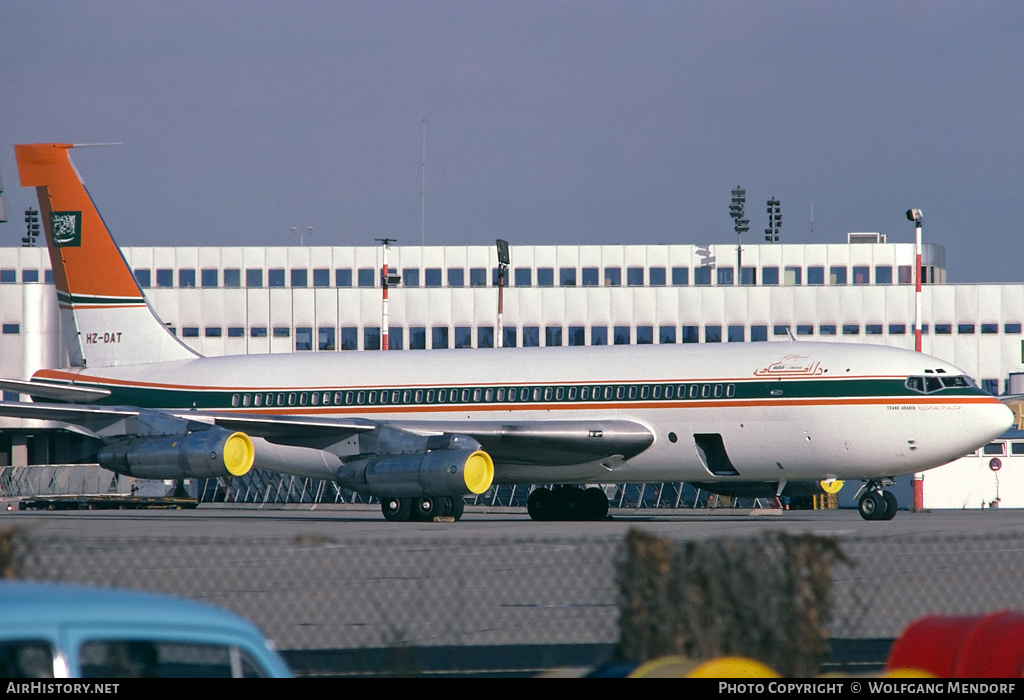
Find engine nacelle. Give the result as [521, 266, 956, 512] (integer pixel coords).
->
[339, 448, 495, 498]
[97, 430, 255, 480]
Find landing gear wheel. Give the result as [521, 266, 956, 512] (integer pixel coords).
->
[382, 497, 412, 522]
[584, 487, 609, 520]
[413, 496, 441, 522]
[858, 491, 887, 521]
[441, 496, 465, 521]
[881, 491, 899, 520]
[527, 488, 553, 521]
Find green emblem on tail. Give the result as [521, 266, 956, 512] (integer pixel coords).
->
[50, 211, 82, 247]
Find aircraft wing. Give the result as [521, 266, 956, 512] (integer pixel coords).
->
[0, 378, 111, 403]
[0, 400, 652, 468]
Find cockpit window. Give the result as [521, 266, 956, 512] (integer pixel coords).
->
[906, 374, 973, 394]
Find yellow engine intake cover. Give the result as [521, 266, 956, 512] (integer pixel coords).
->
[463, 450, 495, 495]
[223, 432, 255, 476]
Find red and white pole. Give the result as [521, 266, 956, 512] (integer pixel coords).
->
[914, 218, 922, 353]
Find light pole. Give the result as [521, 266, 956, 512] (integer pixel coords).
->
[729, 188, 749, 281]
[496, 239, 510, 346]
[907, 209, 923, 353]
[375, 238, 400, 350]
[766, 198, 781, 243]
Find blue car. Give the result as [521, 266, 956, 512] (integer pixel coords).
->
[0, 582, 291, 678]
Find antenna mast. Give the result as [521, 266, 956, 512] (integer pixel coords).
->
[420, 119, 426, 246]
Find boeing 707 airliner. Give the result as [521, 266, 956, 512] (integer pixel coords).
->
[0, 143, 1011, 522]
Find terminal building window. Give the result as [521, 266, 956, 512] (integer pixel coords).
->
[2, 323, 20, 334]
[982, 379, 1000, 396]
[694, 267, 712, 286]
[866, 324, 883, 335]
[402, 268, 420, 287]
[522, 326, 540, 347]
[0, 269, 15, 284]
[650, 267, 667, 286]
[135, 269, 151, 288]
[843, 324, 860, 335]
[934, 324, 952, 335]
[614, 326, 631, 345]
[591, 326, 608, 345]
[830, 266, 847, 285]
[537, 268, 554, 287]
[409, 326, 426, 349]
[761, 267, 779, 286]
[852, 266, 869, 285]
[728, 326, 745, 342]
[182, 327, 199, 338]
[659, 326, 677, 343]
[784, 266, 801, 285]
[291, 269, 308, 287]
[627, 267, 644, 286]
[672, 267, 689, 286]
[682, 326, 699, 343]
[604, 267, 621, 286]
[502, 327, 517, 348]
[313, 268, 330, 287]
[478, 326, 495, 348]
[568, 326, 586, 346]
[958, 323, 976, 334]
[296, 327, 313, 351]
[358, 268, 375, 288]
[514, 268, 532, 287]
[228, 327, 244, 338]
[898, 266, 912, 284]
[875, 266, 893, 285]
[581, 267, 599, 286]
[807, 266, 824, 285]
[205, 327, 222, 338]
[22, 269, 38, 283]
[705, 325, 722, 343]
[336, 269, 352, 287]
[224, 269, 241, 287]
[740, 267, 756, 285]
[751, 325, 768, 342]
[157, 269, 174, 287]
[1005, 323, 1022, 334]
[250, 327, 267, 338]
[268, 269, 285, 287]
[470, 268, 487, 287]
[889, 324, 907, 334]
[318, 327, 335, 350]
[425, 268, 442, 287]
[981, 323, 999, 334]
[273, 327, 290, 338]
[448, 268, 465, 287]
[341, 327, 358, 350]
[819, 324, 837, 336]
[201, 269, 218, 288]
[774, 325, 790, 337]
[636, 326, 654, 344]
[796, 325, 813, 336]
[717, 268, 734, 286]
[389, 327, 404, 350]
[178, 269, 196, 288]
[560, 268, 577, 286]
[432, 326, 449, 349]
[364, 327, 380, 350]
[545, 326, 562, 346]
[246, 269, 263, 287]
[455, 326, 473, 348]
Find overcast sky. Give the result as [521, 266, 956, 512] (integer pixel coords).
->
[1, 1, 1021, 282]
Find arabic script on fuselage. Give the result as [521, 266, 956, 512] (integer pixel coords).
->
[754, 355, 824, 378]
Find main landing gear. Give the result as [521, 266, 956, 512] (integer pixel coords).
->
[381, 496, 465, 522]
[527, 486, 610, 522]
[857, 479, 898, 521]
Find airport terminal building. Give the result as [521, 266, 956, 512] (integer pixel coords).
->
[2, 236, 1022, 508]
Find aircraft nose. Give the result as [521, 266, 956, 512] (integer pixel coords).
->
[978, 401, 1015, 443]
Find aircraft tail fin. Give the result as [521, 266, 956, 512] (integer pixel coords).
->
[14, 143, 198, 368]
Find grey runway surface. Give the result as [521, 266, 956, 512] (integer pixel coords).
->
[3, 504, 1024, 650]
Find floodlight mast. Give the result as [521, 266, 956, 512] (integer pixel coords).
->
[730, 188, 748, 277]
[496, 239, 510, 346]
[376, 238, 399, 351]
[907, 209, 923, 353]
